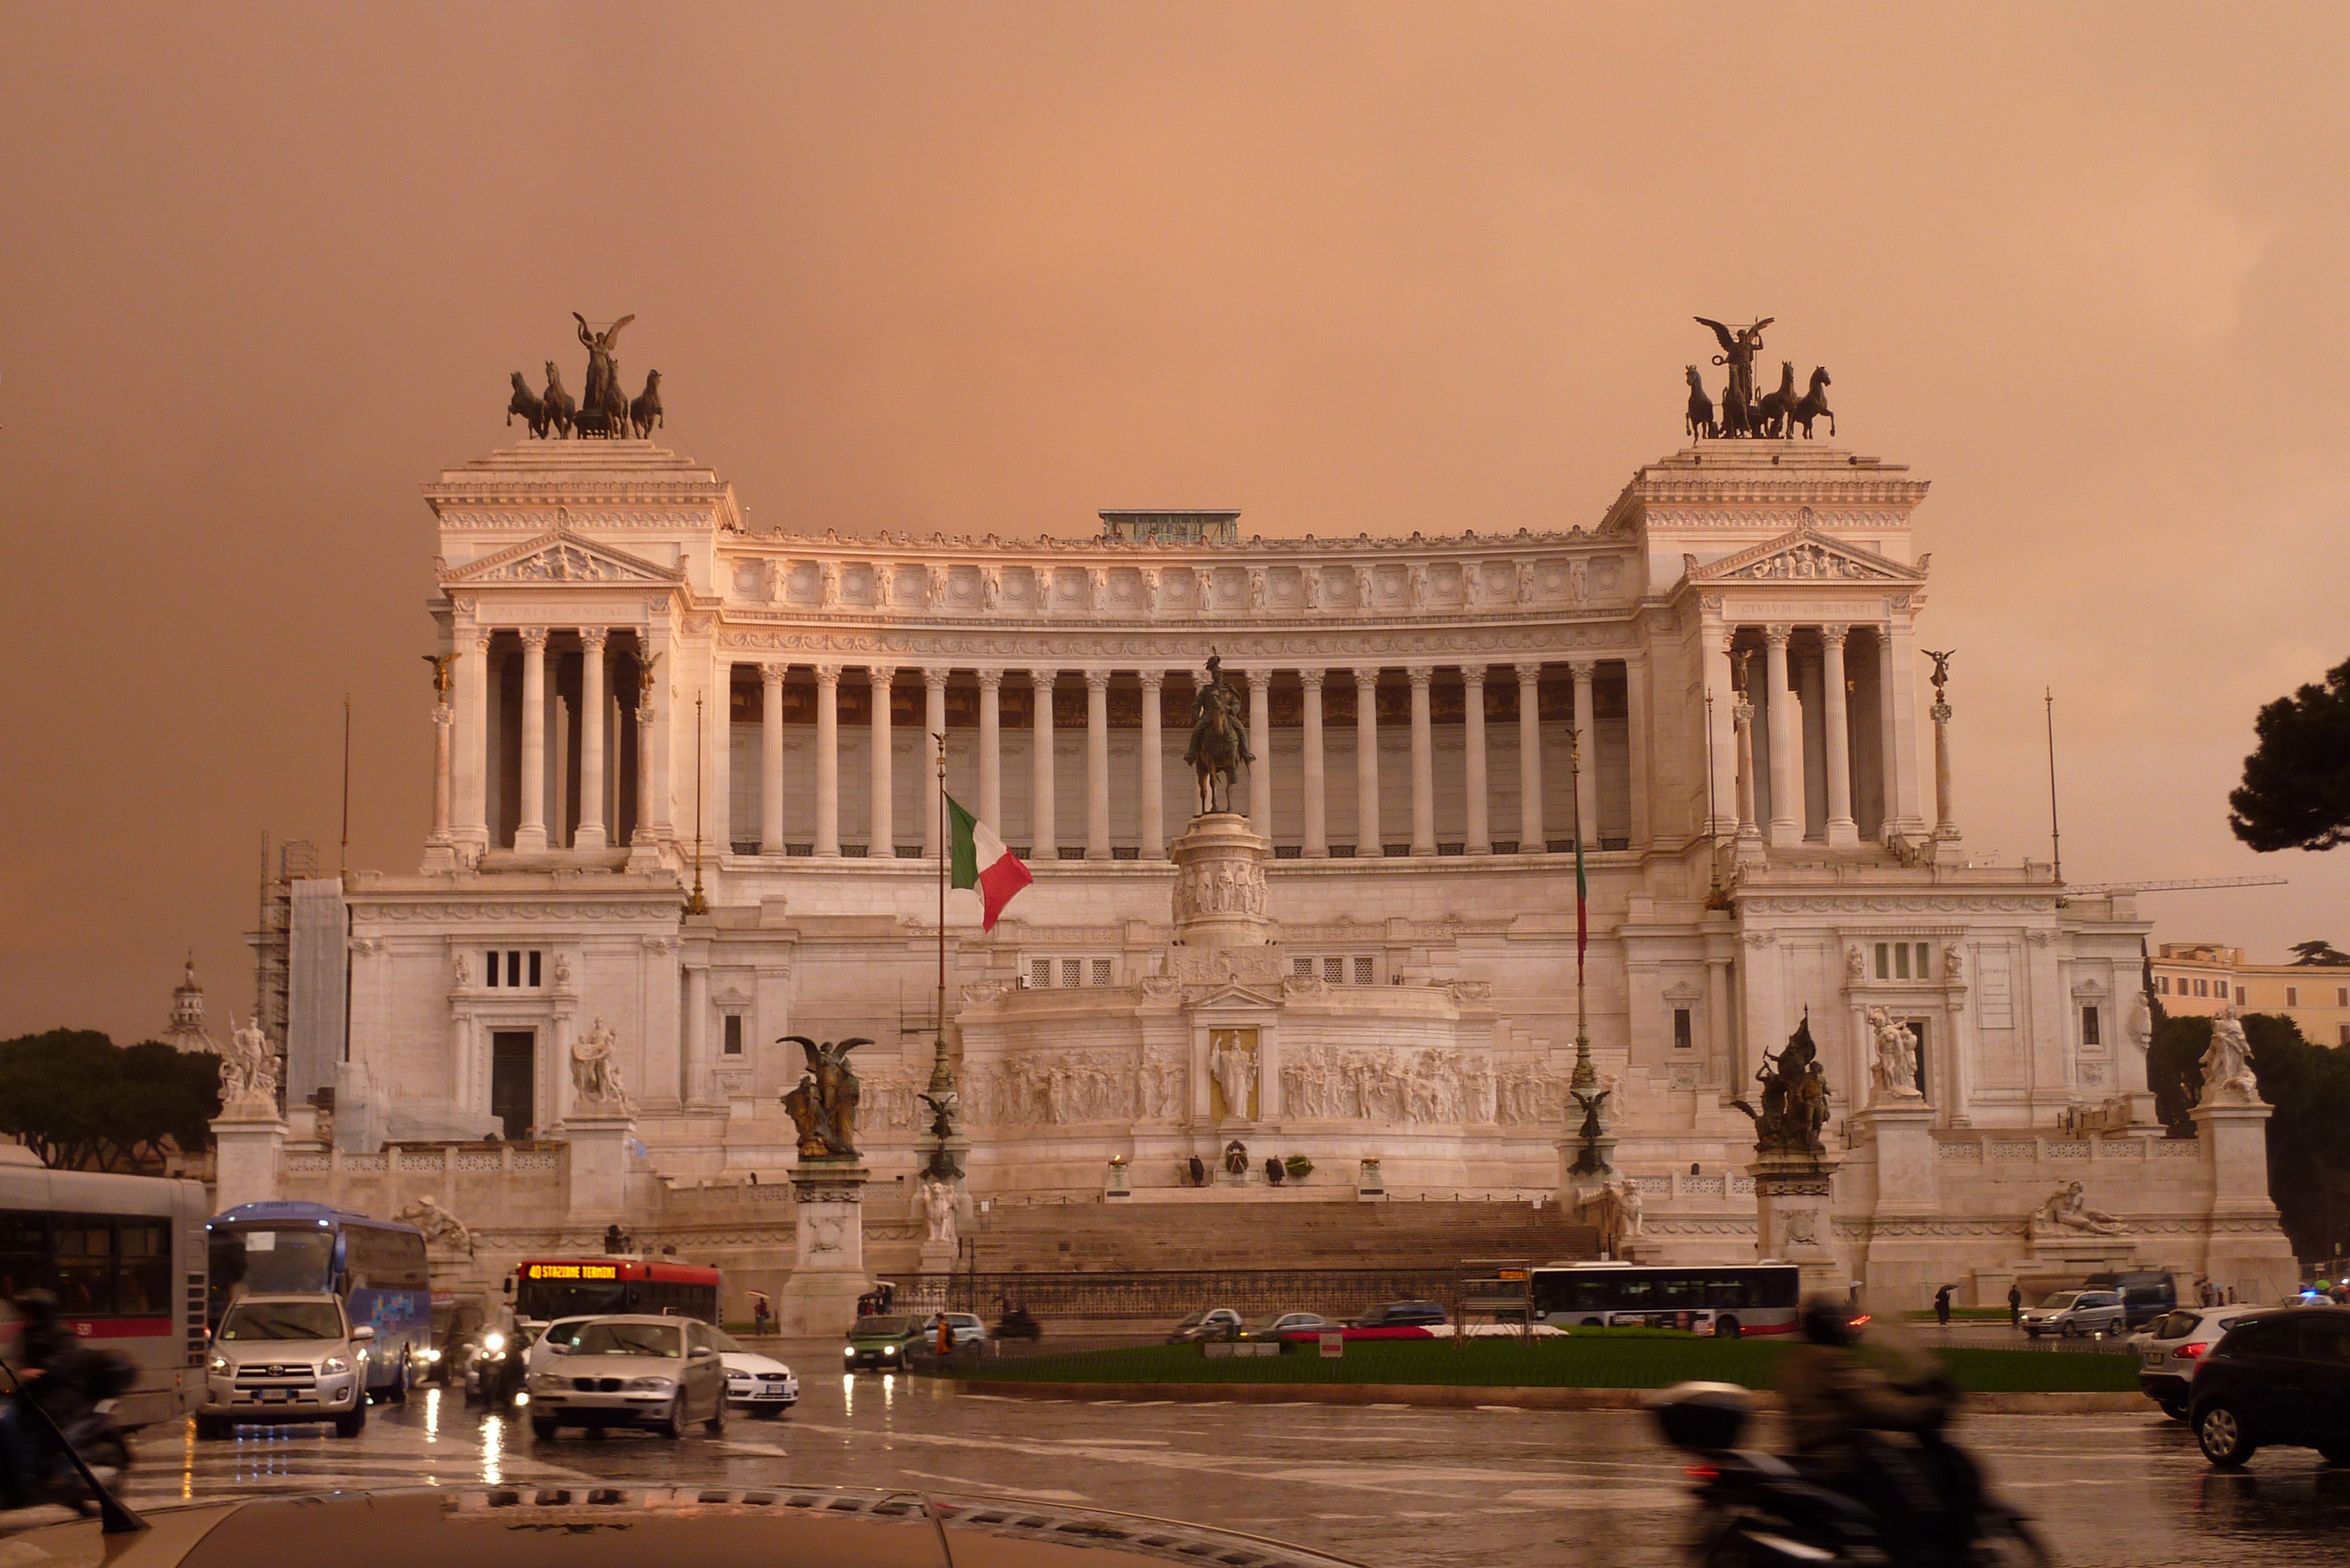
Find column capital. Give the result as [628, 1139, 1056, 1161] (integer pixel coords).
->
[924, 666, 950, 691]
[813, 662, 841, 686]
[1245, 667, 1270, 693]
[868, 665, 894, 690]
[1763, 623, 1793, 646]
[1406, 665, 1435, 688]
[1513, 660, 1543, 682]
[1137, 669, 1165, 691]
[1085, 669, 1112, 693]
[1820, 622, 1850, 646]
[1459, 664, 1487, 687]
[579, 626, 608, 652]
[760, 662, 787, 687]
[636, 700, 656, 726]
[1354, 667, 1381, 690]
[1567, 657, 1596, 680]
[519, 626, 549, 650]
[432, 703, 454, 728]
[1298, 668, 1325, 691]
[976, 666, 1003, 689]
[1029, 668, 1057, 689]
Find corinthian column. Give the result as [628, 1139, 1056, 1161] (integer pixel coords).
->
[1820, 625, 1858, 848]
[759, 664, 786, 854]
[869, 665, 895, 856]
[813, 664, 841, 857]
[1462, 665, 1489, 854]
[515, 628, 549, 852]
[1354, 669, 1383, 857]
[1139, 671, 1166, 857]
[633, 681, 655, 848]
[576, 629, 609, 850]
[1569, 659, 1598, 850]
[454, 626, 488, 858]
[923, 669, 949, 860]
[1516, 662, 1545, 853]
[1300, 669, 1327, 857]
[1031, 669, 1057, 855]
[976, 669, 1003, 832]
[429, 696, 454, 856]
[1764, 626, 1800, 848]
[1085, 670, 1112, 859]
[1407, 666, 1436, 855]
[1247, 669, 1273, 837]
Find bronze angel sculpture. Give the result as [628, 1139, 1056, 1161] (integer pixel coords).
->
[779, 1034, 869, 1159]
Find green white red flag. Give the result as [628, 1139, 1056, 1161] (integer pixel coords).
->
[947, 794, 1032, 931]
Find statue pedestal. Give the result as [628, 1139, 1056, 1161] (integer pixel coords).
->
[1751, 1152, 1846, 1298]
[2190, 1098, 2300, 1303]
[1558, 1133, 1619, 1209]
[212, 1105, 288, 1213]
[917, 1238, 959, 1275]
[1167, 813, 1274, 949]
[560, 1110, 637, 1226]
[780, 1159, 870, 1336]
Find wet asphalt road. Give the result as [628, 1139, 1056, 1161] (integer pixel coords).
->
[9, 1347, 2350, 1565]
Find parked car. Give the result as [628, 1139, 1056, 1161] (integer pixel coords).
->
[920, 1312, 988, 1350]
[2089, 1269, 2179, 1328]
[1354, 1300, 1448, 1329]
[1168, 1307, 1243, 1343]
[2189, 1307, 2350, 1468]
[2134, 1306, 2264, 1419]
[525, 1314, 727, 1439]
[198, 1294, 373, 1439]
[2018, 1289, 2126, 1338]
[844, 1314, 931, 1370]
[994, 1307, 1043, 1342]
[710, 1327, 798, 1416]
[1235, 1311, 1333, 1343]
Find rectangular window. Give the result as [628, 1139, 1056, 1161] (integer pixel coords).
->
[507, 951, 522, 988]
[1294, 957, 1316, 979]
[485, 951, 500, 988]
[2236, 987, 2246, 1006]
[2082, 1006, 2100, 1046]
[1060, 958, 1082, 989]
[2338, 987, 2347, 1008]
[1672, 1008, 1693, 1050]
[1875, 943, 1890, 980]
[1894, 944, 1911, 980]
[722, 1015, 743, 1057]
[1914, 943, 1931, 980]
[2193, 978, 2208, 998]
[1324, 957, 1344, 984]
[1353, 957, 1375, 987]
[1091, 958, 1114, 987]
[2340, 1024, 2350, 1047]
[1029, 959, 1052, 989]
[2286, 986, 2299, 1007]
[528, 950, 542, 988]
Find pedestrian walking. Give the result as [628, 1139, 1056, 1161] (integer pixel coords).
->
[1934, 1285, 1954, 1327]
[752, 1294, 772, 1336]
[2006, 1283, 2022, 1328]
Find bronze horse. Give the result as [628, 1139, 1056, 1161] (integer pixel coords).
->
[1683, 366, 1716, 440]
[1753, 361, 1798, 439]
[1184, 655, 1250, 815]
[1791, 366, 1834, 438]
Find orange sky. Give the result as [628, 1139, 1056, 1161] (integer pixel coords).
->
[4, 3, 2347, 1044]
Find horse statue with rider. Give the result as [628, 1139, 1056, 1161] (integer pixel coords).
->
[1183, 652, 1253, 816]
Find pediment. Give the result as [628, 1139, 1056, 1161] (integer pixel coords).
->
[441, 527, 684, 588]
[1186, 984, 1284, 1011]
[1684, 528, 1923, 588]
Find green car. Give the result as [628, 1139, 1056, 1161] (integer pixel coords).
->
[844, 1314, 929, 1370]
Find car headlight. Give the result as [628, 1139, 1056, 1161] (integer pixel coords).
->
[420, 1348, 440, 1363]
[321, 1356, 351, 1375]
[626, 1376, 674, 1392]
[843, 1346, 856, 1359]
[208, 1354, 229, 1374]
[530, 1372, 568, 1391]
[482, 1333, 505, 1354]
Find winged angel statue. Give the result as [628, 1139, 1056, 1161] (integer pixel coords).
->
[781, 1035, 870, 1160]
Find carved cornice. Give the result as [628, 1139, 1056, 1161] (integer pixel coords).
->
[707, 626, 1634, 662]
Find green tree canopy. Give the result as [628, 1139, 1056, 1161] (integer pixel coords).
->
[2289, 939, 2350, 967]
[0, 1029, 222, 1173]
[2230, 657, 2350, 852]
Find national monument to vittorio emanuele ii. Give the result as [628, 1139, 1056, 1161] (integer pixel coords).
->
[216, 325, 2297, 1319]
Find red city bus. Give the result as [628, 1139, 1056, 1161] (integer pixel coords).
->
[512, 1258, 720, 1325]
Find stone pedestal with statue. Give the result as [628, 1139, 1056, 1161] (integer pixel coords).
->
[1742, 1015, 1847, 1296]
[781, 1159, 873, 1335]
[2188, 1011, 2300, 1303]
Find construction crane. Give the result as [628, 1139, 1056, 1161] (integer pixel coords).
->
[2063, 875, 2288, 897]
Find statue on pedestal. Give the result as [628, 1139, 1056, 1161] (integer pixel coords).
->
[2033, 1180, 2128, 1239]
[1865, 1007, 1923, 1104]
[1184, 652, 1253, 816]
[221, 1015, 279, 1113]
[2198, 1011, 2260, 1105]
[918, 1178, 958, 1247]
[781, 1035, 870, 1159]
[570, 1019, 631, 1111]
[1734, 1015, 1831, 1158]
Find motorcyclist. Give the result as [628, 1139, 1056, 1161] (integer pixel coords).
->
[1775, 1296, 1971, 1558]
[1, 1291, 76, 1508]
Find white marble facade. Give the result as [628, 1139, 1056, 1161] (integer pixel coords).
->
[324, 435, 2297, 1306]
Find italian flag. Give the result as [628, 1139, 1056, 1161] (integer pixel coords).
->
[947, 794, 1032, 931]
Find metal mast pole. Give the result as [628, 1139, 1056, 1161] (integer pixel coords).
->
[684, 694, 709, 915]
[2044, 689, 2063, 885]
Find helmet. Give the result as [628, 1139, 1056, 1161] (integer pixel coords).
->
[1800, 1296, 1854, 1347]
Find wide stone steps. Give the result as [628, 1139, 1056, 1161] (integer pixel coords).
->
[965, 1198, 1601, 1274]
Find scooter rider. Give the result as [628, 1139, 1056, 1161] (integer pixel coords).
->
[1775, 1296, 1966, 1558]
[1, 1291, 76, 1508]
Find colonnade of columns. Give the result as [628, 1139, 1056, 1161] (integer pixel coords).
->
[444, 624, 660, 859]
[1716, 620, 1917, 849]
[727, 659, 1623, 863]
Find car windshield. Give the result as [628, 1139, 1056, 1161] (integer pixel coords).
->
[1176, 1310, 1211, 1327]
[570, 1322, 680, 1358]
[2040, 1292, 2080, 1309]
[218, 1300, 342, 1341]
[709, 1329, 747, 1354]
[856, 1316, 913, 1337]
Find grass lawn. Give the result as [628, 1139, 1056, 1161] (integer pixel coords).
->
[933, 1330, 2136, 1394]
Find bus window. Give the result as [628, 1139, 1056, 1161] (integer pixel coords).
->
[1614, 1277, 1652, 1311]
[209, 1226, 336, 1304]
[54, 1220, 111, 1313]
[116, 1221, 171, 1315]
[1654, 1274, 1703, 1309]
[1753, 1269, 1799, 1309]
[1705, 1277, 1750, 1310]
[346, 1226, 429, 1291]
[0, 1212, 45, 1300]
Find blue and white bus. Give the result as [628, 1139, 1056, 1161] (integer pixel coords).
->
[206, 1202, 431, 1397]
[1529, 1262, 1802, 1338]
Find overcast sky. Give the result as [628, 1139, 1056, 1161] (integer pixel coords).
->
[4, 3, 2346, 1044]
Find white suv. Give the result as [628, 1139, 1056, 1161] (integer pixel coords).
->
[2134, 1306, 2263, 1419]
[2019, 1289, 2127, 1339]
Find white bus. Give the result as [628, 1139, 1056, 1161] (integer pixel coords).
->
[1529, 1262, 1802, 1338]
[0, 1162, 212, 1427]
